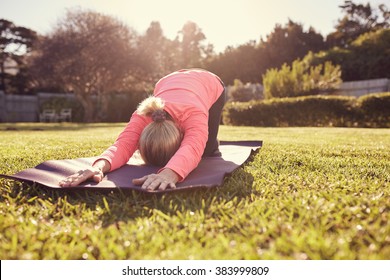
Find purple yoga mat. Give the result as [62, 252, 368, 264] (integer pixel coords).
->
[0, 141, 262, 193]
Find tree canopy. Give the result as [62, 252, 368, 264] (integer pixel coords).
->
[312, 28, 390, 81]
[327, 0, 389, 48]
[30, 9, 143, 122]
[205, 20, 327, 84]
[0, 19, 37, 94]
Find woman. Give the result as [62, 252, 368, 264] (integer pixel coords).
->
[59, 69, 226, 191]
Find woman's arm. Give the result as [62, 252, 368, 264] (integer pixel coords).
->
[163, 113, 209, 181]
[59, 113, 150, 187]
[96, 113, 151, 172]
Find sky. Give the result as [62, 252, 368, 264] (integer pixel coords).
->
[0, 0, 386, 53]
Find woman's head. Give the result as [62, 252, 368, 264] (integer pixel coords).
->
[137, 96, 182, 166]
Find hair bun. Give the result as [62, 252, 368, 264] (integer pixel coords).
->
[152, 110, 167, 122]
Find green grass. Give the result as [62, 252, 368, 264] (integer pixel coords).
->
[0, 123, 389, 260]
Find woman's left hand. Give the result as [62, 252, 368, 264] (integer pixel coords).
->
[132, 168, 179, 191]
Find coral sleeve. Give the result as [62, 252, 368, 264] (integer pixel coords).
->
[159, 112, 208, 181]
[94, 112, 151, 171]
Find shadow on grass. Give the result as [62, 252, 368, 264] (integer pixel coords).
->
[0, 168, 255, 228]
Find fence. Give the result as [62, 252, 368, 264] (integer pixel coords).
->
[0, 91, 75, 122]
[335, 78, 389, 97]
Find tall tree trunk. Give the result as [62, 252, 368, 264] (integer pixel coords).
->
[76, 93, 94, 123]
[97, 92, 109, 122]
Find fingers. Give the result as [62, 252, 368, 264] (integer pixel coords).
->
[133, 174, 176, 191]
[142, 177, 165, 191]
[59, 168, 102, 187]
[132, 176, 147, 186]
[160, 182, 176, 191]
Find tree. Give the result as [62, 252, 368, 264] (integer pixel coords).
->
[209, 3, 389, 84]
[327, 0, 390, 48]
[177, 21, 209, 67]
[205, 20, 326, 85]
[137, 21, 214, 79]
[313, 28, 390, 81]
[0, 19, 37, 94]
[31, 9, 143, 122]
[205, 41, 262, 85]
[138, 21, 181, 80]
[261, 19, 326, 70]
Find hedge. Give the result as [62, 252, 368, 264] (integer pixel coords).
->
[222, 92, 390, 128]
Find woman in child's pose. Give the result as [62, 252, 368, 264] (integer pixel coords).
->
[60, 69, 226, 191]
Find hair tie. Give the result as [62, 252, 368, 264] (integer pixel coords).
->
[152, 110, 167, 123]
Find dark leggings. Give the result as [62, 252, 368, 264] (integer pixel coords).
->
[203, 85, 226, 157]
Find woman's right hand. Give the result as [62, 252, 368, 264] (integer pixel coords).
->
[59, 167, 104, 187]
[59, 159, 110, 187]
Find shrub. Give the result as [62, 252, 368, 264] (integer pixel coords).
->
[262, 57, 342, 99]
[223, 92, 390, 127]
[356, 92, 390, 127]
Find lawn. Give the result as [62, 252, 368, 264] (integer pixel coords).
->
[0, 123, 389, 260]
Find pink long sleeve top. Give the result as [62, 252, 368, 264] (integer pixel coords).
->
[96, 69, 224, 181]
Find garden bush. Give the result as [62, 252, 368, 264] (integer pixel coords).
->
[262, 57, 342, 99]
[223, 92, 390, 127]
[357, 92, 390, 127]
